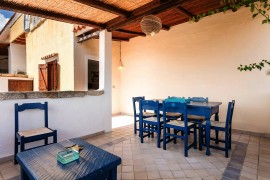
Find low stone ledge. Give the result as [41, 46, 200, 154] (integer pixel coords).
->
[0, 90, 104, 101]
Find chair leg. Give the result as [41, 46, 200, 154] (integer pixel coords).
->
[14, 138, 18, 164]
[20, 138, 25, 152]
[215, 113, 219, 144]
[225, 132, 229, 158]
[134, 117, 137, 134]
[184, 132, 188, 157]
[173, 129, 177, 144]
[199, 124, 203, 151]
[229, 128, 232, 149]
[140, 121, 143, 144]
[151, 125, 155, 138]
[157, 125, 160, 148]
[163, 126, 167, 150]
[147, 124, 151, 138]
[53, 131, 57, 143]
[193, 126, 197, 149]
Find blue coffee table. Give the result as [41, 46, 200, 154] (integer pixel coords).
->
[16, 138, 121, 180]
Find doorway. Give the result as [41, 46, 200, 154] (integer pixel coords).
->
[88, 60, 99, 90]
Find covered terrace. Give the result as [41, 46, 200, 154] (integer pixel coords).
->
[0, 0, 270, 179]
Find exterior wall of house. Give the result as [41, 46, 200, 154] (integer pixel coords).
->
[9, 15, 24, 43]
[26, 20, 75, 91]
[8, 43, 26, 74]
[120, 7, 270, 133]
[74, 39, 122, 114]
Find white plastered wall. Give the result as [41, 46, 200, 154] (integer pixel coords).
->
[8, 43, 26, 74]
[0, 96, 107, 159]
[120, 7, 270, 134]
[74, 39, 121, 114]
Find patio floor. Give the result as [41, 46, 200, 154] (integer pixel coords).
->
[1, 116, 270, 180]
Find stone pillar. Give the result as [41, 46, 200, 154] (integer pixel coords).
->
[99, 30, 112, 132]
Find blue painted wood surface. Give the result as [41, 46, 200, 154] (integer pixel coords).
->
[139, 100, 163, 148]
[16, 138, 121, 180]
[200, 100, 235, 158]
[132, 96, 145, 134]
[155, 99, 222, 156]
[162, 101, 197, 157]
[14, 102, 57, 164]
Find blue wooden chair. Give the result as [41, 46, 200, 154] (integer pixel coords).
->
[199, 100, 235, 158]
[162, 101, 197, 157]
[188, 97, 208, 150]
[132, 96, 155, 134]
[139, 100, 162, 148]
[14, 102, 57, 164]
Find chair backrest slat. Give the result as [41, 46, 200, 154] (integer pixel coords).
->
[15, 102, 49, 133]
[162, 101, 188, 127]
[132, 96, 145, 117]
[17, 103, 46, 112]
[139, 100, 159, 120]
[225, 100, 235, 129]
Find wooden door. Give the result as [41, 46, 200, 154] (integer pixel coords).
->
[39, 64, 48, 91]
[47, 60, 58, 91]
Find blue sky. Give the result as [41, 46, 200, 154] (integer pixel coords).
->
[0, 10, 14, 18]
[0, 10, 14, 31]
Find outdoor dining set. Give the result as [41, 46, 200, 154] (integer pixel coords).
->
[132, 96, 235, 158]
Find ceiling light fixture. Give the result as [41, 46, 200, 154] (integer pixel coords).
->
[140, 15, 162, 36]
[118, 42, 124, 70]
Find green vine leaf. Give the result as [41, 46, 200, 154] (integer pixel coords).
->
[189, 0, 270, 74]
[237, 60, 270, 72]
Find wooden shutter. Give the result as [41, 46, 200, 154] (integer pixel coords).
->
[52, 61, 58, 90]
[39, 64, 48, 91]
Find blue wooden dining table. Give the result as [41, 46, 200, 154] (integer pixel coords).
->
[155, 99, 222, 156]
[16, 138, 121, 180]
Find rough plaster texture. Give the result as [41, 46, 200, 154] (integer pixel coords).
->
[120, 7, 270, 133]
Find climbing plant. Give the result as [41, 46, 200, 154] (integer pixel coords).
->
[238, 60, 270, 71]
[191, 0, 270, 24]
[191, 0, 270, 73]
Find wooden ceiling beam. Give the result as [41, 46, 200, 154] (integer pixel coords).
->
[116, 29, 146, 37]
[162, 25, 170, 31]
[112, 38, 129, 42]
[16, 37, 26, 41]
[175, 7, 194, 18]
[107, 0, 186, 31]
[0, 1, 104, 29]
[74, 0, 130, 17]
[12, 41, 26, 45]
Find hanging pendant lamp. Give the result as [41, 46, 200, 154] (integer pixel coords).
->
[140, 15, 162, 36]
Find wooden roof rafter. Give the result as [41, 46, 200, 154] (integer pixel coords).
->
[0, 0, 231, 41]
[106, 0, 186, 32]
[74, 0, 130, 17]
[0, 1, 104, 29]
[116, 29, 146, 37]
[175, 7, 194, 19]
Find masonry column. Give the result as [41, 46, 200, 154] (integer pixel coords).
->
[99, 30, 112, 132]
